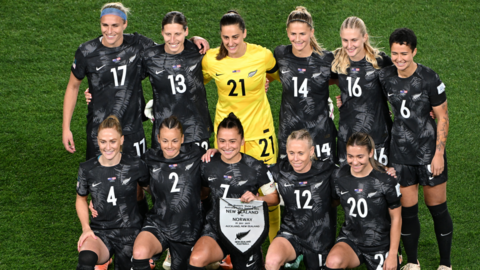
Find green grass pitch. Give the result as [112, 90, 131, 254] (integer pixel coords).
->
[0, 0, 479, 269]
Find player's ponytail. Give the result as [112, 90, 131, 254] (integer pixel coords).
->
[162, 11, 188, 31]
[218, 112, 244, 139]
[287, 129, 316, 160]
[286, 6, 324, 56]
[216, 10, 246, 61]
[98, 115, 123, 136]
[332, 17, 381, 75]
[346, 132, 384, 172]
[159, 115, 184, 136]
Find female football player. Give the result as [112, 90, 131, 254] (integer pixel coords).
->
[331, 16, 393, 167]
[76, 115, 149, 270]
[201, 10, 280, 247]
[130, 116, 206, 270]
[379, 28, 451, 270]
[269, 6, 337, 163]
[188, 113, 279, 270]
[264, 129, 336, 269]
[325, 132, 402, 270]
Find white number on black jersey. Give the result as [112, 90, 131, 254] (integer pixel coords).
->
[220, 184, 230, 198]
[170, 172, 180, 193]
[107, 186, 117, 206]
[168, 74, 186, 94]
[292, 77, 308, 97]
[347, 197, 368, 218]
[294, 189, 313, 209]
[315, 143, 331, 158]
[374, 252, 388, 270]
[400, 100, 411, 118]
[111, 65, 127, 87]
[374, 147, 388, 166]
[133, 138, 146, 157]
[195, 141, 209, 151]
[346, 76, 362, 97]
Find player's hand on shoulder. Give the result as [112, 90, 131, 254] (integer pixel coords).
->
[84, 88, 92, 104]
[77, 228, 97, 251]
[265, 78, 270, 93]
[383, 252, 398, 270]
[240, 191, 259, 203]
[192, 36, 210, 54]
[430, 110, 436, 119]
[62, 129, 76, 153]
[385, 166, 397, 178]
[89, 200, 98, 218]
[335, 95, 342, 108]
[201, 148, 218, 163]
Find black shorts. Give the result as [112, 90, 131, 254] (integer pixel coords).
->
[141, 220, 196, 270]
[277, 231, 329, 269]
[336, 235, 399, 270]
[93, 228, 139, 270]
[86, 129, 147, 160]
[200, 222, 264, 270]
[338, 140, 390, 167]
[392, 155, 447, 187]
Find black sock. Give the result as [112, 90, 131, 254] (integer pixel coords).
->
[428, 201, 452, 267]
[132, 258, 151, 270]
[187, 265, 205, 270]
[401, 204, 420, 264]
[324, 267, 343, 270]
[77, 250, 97, 270]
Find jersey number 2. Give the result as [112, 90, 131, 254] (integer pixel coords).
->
[169, 172, 180, 193]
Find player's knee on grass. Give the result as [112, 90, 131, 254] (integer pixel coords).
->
[189, 250, 210, 267]
[77, 250, 98, 270]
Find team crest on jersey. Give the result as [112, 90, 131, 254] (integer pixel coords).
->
[248, 70, 257, 77]
[185, 162, 194, 171]
[72, 59, 76, 69]
[173, 65, 181, 69]
[129, 54, 136, 62]
[350, 67, 360, 73]
[237, 180, 248, 186]
[232, 70, 241, 73]
[112, 57, 121, 63]
[298, 181, 308, 185]
[189, 64, 197, 71]
[224, 175, 233, 179]
[108, 177, 116, 182]
[354, 188, 363, 193]
[312, 72, 322, 78]
[169, 164, 178, 168]
[297, 68, 306, 74]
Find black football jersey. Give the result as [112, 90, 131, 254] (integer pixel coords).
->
[72, 33, 155, 137]
[76, 154, 149, 230]
[333, 165, 401, 249]
[144, 143, 206, 242]
[271, 159, 336, 252]
[274, 45, 337, 159]
[379, 64, 446, 165]
[142, 39, 212, 147]
[336, 53, 393, 145]
[201, 153, 272, 234]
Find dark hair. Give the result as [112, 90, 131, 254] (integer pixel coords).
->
[216, 10, 246, 60]
[162, 11, 188, 31]
[389, 28, 417, 51]
[217, 112, 244, 139]
[159, 115, 184, 136]
[346, 132, 383, 172]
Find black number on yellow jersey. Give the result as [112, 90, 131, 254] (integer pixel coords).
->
[228, 79, 246, 96]
[259, 135, 275, 157]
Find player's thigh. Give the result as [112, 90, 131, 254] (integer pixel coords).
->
[265, 236, 297, 267]
[243, 133, 278, 165]
[79, 234, 111, 264]
[423, 182, 447, 206]
[123, 130, 147, 158]
[132, 231, 163, 259]
[190, 236, 224, 266]
[325, 241, 360, 269]
[169, 241, 196, 269]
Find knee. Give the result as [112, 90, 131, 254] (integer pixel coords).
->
[325, 254, 344, 269]
[132, 244, 150, 260]
[264, 254, 283, 270]
[189, 251, 208, 267]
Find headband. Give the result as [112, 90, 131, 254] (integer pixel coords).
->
[100, 8, 127, 21]
[288, 19, 313, 28]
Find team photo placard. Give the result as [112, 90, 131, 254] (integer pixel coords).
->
[217, 198, 269, 255]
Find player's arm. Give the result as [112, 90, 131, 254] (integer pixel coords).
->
[431, 100, 449, 176]
[240, 182, 279, 206]
[76, 194, 97, 250]
[63, 72, 83, 153]
[385, 205, 402, 270]
[189, 36, 210, 54]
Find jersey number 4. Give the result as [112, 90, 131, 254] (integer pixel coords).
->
[107, 186, 117, 206]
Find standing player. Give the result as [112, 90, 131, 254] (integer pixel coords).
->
[142, 11, 212, 150]
[325, 132, 401, 270]
[331, 16, 393, 167]
[379, 28, 451, 270]
[269, 6, 337, 163]
[188, 113, 279, 270]
[264, 129, 336, 269]
[130, 116, 206, 270]
[201, 10, 280, 246]
[76, 115, 149, 270]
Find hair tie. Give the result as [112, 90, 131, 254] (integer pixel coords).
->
[100, 8, 127, 21]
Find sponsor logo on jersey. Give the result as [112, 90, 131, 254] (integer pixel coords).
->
[122, 177, 131, 185]
[172, 64, 181, 69]
[350, 67, 360, 73]
[112, 57, 121, 63]
[388, 93, 394, 97]
[189, 64, 197, 71]
[340, 191, 348, 195]
[215, 73, 223, 76]
[314, 181, 323, 189]
[281, 69, 288, 74]
[312, 72, 322, 78]
[152, 167, 161, 172]
[298, 181, 308, 185]
[185, 162, 194, 171]
[237, 180, 248, 186]
[248, 70, 257, 77]
[367, 192, 377, 198]
[169, 164, 177, 168]
[129, 54, 136, 62]
[297, 68, 306, 74]
[223, 175, 232, 179]
[96, 65, 106, 71]
[366, 70, 375, 76]
[236, 230, 250, 240]
[264, 158, 272, 163]
[400, 90, 408, 94]
[108, 177, 116, 182]
[208, 177, 216, 181]
[232, 70, 241, 73]
[155, 70, 164, 74]
[441, 231, 452, 237]
[246, 255, 255, 267]
[354, 188, 363, 193]
[72, 59, 76, 69]
[284, 183, 294, 187]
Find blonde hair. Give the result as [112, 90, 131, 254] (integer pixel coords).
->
[286, 6, 324, 56]
[331, 16, 381, 75]
[286, 129, 316, 160]
[101, 2, 130, 22]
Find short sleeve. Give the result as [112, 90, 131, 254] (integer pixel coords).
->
[428, 73, 447, 107]
[381, 176, 402, 209]
[76, 165, 89, 196]
[256, 163, 271, 188]
[201, 56, 213, 85]
[380, 53, 393, 68]
[331, 170, 340, 200]
[71, 47, 87, 80]
[137, 160, 150, 187]
[265, 49, 278, 74]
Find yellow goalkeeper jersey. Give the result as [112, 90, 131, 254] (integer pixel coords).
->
[202, 43, 277, 141]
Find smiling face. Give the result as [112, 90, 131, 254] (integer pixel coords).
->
[340, 27, 367, 61]
[162, 23, 188, 54]
[391, 42, 417, 77]
[158, 127, 184, 159]
[220, 24, 247, 58]
[346, 144, 374, 177]
[100, 14, 127, 48]
[287, 139, 314, 173]
[97, 127, 124, 164]
[287, 22, 314, 57]
[217, 127, 244, 164]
